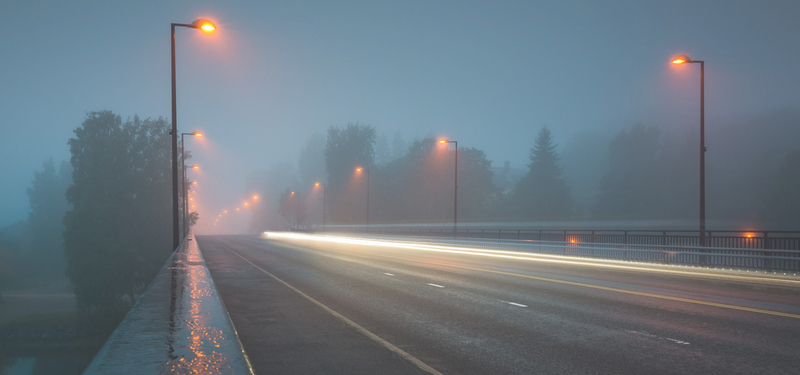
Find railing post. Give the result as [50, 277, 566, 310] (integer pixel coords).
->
[763, 231, 770, 270]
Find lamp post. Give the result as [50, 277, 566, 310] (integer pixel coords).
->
[171, 18, 216, 250]
[671, 55, 706, 249]
[181, 131, 202, 236]
[356, 167, 370, 226]
[290, 191, 297, 229]
[315, 182, 326, 227]
[438, 139, 458, 236]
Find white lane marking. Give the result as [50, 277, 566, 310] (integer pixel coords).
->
[625, 329, 690, 345]
[427, 283, 445, 288]
[506, 302, 528, 308]
[219, 243, 444, 375]
[383, 272, 395, 276]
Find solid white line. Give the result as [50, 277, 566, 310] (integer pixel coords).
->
[383, 272, 395, 276]
[427, 283, 445, 288]
[219, 243, 444, 375]
[506, 302, 528, 308]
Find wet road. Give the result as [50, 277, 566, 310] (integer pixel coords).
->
[197, 234, 800, 375]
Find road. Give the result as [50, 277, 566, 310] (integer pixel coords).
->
[197, 233, 800, 375]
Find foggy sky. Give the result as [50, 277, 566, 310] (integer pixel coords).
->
[2, 0, 799, 230]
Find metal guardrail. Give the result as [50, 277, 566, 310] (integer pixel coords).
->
[321, 227, 800, 272]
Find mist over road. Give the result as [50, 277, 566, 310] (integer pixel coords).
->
[198, 234, 800, 375]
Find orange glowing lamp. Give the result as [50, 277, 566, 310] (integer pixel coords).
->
[356, 167, 363, 173]
[192, 19, 216, 33]
[193, 132, 203, 137]
[672, 55, 690, 64]
[253, 195, 259, 200]
[315, 182, 320, 187]
[244, 202, 249, 206]
[439, 139, 447, 144]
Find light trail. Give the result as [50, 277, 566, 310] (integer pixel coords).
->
[264, 232, 800, 319]
[263, 232, 800, 287]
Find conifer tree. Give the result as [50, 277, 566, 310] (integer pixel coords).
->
[510, 126, 573, 219]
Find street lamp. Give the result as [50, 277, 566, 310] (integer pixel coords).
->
[356, 167, 370, 226]
[438, 139, 458, 236]
[671, 54, 706, 248]
[315, 182, 326, 227]
[170, 18, 216, 250]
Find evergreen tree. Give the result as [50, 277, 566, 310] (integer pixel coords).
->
[510, 126, 573, 219]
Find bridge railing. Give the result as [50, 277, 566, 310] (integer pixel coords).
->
[318, 227, 800, 272]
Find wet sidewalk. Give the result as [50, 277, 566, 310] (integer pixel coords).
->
[83, 234, 253, 374]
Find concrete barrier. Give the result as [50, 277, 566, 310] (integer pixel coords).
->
[83, 233, 253, 374]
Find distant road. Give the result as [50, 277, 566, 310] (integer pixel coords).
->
[198, 234, 800, 375]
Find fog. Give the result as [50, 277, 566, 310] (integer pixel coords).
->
[2, 1, 799, 234]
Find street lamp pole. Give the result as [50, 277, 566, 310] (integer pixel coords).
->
[170, 19, 216, 250]
[315, 183, 326, 227]
[672, 55, 706, 248]
[439, 139, 458, 236]
[356, 167, 370, 226]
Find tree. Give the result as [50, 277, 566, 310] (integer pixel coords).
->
[278, 189, 306, 229]
[762, 149, 800, 229]
[26, 158, 72, 271]
[592, 124, 662, 219]
[510, 126, 573, 219]
[371, 137, 499, 223]
[63, 111, 172, 316]
[324, 123, 376, 223]
[297, 133, 327, 188]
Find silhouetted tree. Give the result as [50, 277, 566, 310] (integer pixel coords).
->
[592, 124, 662, 219]
[325, 123, 376, 223]
[510, 126, 573, 219]
[278, 189, 307, 229]
[372, 137, 499, 223]
[297, 133, 327, 188]
[762, 149, 800, 229]
[63, 111, 171, 316]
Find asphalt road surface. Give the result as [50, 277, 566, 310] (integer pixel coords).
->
[197, 234, 800, 375]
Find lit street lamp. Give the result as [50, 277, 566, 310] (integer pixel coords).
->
[438, 139, 458, 236]
[315, 182, 326, 227]
[170, 18, 215, 250]
[671, 55, 706, 248]
[356, 167, 370, 226]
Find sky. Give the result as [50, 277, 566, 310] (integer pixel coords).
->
[1, 0, 799, 230]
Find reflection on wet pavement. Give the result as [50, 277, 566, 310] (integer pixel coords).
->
[83, 234, 253, 375]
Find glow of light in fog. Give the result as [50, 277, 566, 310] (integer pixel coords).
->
[263, 232, 800, 286]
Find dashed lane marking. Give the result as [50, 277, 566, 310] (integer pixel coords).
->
[625, 330, 690, 345]
[216, 242, 444, 375]
[427, 283, 445, 288]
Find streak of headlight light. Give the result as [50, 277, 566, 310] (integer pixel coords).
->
[264, 232, 800, 286]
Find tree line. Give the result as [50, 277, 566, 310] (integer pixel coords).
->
[261, 109, 800, 230]
[0, 110, 179, 325]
